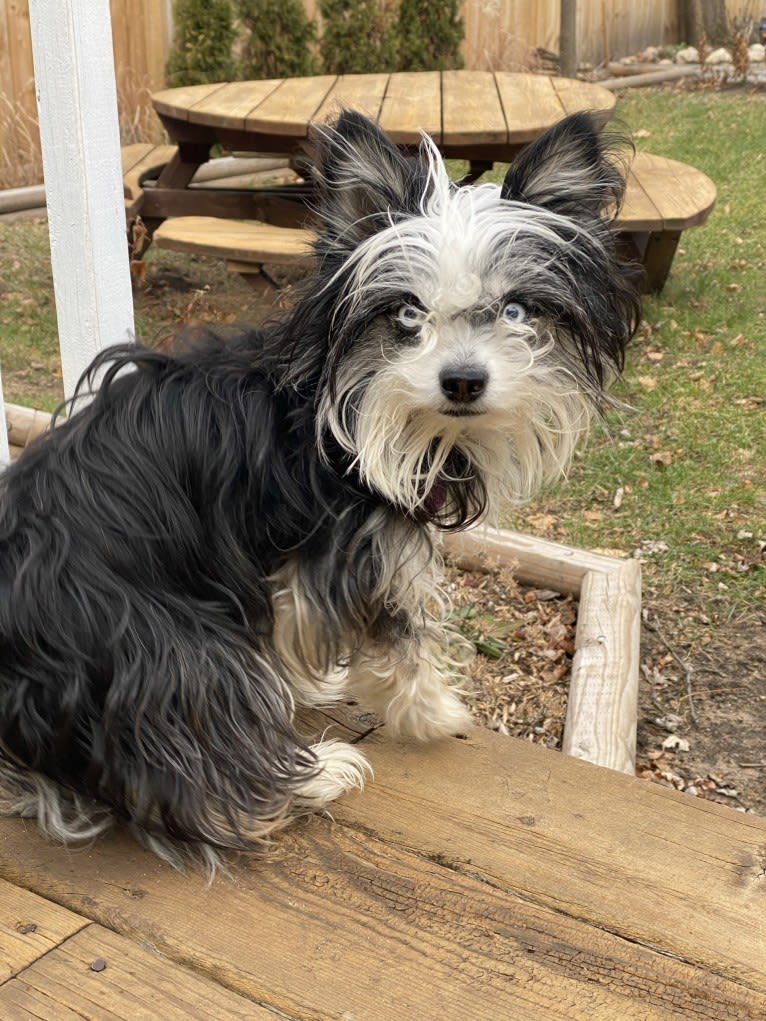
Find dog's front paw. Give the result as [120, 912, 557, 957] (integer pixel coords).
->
[292, 739, 372, 810]
[386, 681, 473, 742]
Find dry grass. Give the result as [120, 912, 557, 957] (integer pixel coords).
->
[0, 90, 43, 190]
[0, 65, 164, 191]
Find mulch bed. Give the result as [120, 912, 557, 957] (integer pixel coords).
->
[443, 555, 576, 749]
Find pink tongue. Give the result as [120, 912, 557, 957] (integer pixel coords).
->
[423, 479, 447, 516]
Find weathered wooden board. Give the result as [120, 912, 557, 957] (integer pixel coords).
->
[443, 526, 626, 595]
[378, 72, 442, 145]
[494, 72, 567, 143]
[152, 83, 229, 123]
[0, 880, 87, 983]
[442, 70, 507, 146]
[152, 216, 315, 265]
[620, 152, 716, 232]
[0, 922, 271, 1018]
[1, 813, 764, 1020]
[311, 73, 390, 127]
[247, 77, 337, 138]
[334, 728, 766, 995]
[191, 80, 283, 131]
[563, 559, 641, 772]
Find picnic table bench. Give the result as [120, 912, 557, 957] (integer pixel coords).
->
[124, 143, 715, 293]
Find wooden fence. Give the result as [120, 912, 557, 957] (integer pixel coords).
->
[0, 0, 172, 189]
[1, 0, 763, 189]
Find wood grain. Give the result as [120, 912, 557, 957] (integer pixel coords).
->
[552, 76, 616, 125]
[0, 881, 88, 983]
[1, 818, 763, 1020]
[563, 560, 642, 773]
[4, 403, 53, 450]
[190, 80, 283, 131]
[247, 77, 337, 137]
[442, 525, 628, 595]
[630, 151, 717, 230]
[442, 70, 507, 146]
[0, 923, 271, 1019]
[334, 728, 766, 994]
[121, 142, 176, 206]
[620, 152, 716, 232]
[494, 72, 566, 143]
[152, 83, 230, 123]
[152, 217, 315, 264]
[378, 72, 442, 144]
[311, 73, 390, 128]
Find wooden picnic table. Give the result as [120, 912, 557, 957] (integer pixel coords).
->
[145, 71, 616, 226]
[1, 713, 765, 1019]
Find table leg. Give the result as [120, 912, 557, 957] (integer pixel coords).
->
[155, 143, 212, 190]
[463, 160, 494, 184]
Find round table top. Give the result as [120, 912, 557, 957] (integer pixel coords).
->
[153, 70, 616, 154]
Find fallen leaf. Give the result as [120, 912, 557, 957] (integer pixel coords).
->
[662, 735, 690, 752]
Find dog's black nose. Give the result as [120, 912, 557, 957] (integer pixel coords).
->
[439, 366, 488, 403]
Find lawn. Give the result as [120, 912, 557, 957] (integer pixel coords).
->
[497, 87, 766, 620]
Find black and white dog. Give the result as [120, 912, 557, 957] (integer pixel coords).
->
[0, 111, 639, 869]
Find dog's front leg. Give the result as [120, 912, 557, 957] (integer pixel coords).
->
[347, 622, 473, 741]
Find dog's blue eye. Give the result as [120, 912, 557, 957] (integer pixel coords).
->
[396, 304, 424, 330]
[501, 302, 527, 324]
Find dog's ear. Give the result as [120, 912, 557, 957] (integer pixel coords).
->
[500, 112, 628, 222]
[312, 110, 431, 248]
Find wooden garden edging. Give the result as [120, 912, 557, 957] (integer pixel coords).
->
[444, 527, 641, 774]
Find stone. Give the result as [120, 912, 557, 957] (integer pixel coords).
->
[707, 47, 732, 65]
[748, 44, 765, 62]
[675, 46, 699, 64]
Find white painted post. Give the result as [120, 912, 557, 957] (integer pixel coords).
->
[28, 0, 134, 402]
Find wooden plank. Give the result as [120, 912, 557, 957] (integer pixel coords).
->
[246, 76, 337, 138]
[4, 402, 53, 451]
[0, 880, 88, 983]
[494, 73, 566, 144]
[378, 72, 442, 145]
[0, 923, 271, 1019]
[551, 76, 616, 126]
[629, 152, 716, 230]
[618, 151, 718, 233]
[152, 216, 315, 264]
[442, 69, 506, 146]
[152, 83, 230, 122]
[311, 72, 390, 128]
[1, 820, 764, 1020]
[189, 79, 283, 131]
[121, 143, 176, 204]
[334, 729, 766, 995]
[563, 561, 641, 773]
[443, 525, 629, 595]
[619, 153, 663, 232]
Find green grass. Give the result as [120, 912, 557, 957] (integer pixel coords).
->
[494, 88, 766, 617]
[1, 86, 764, 620]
